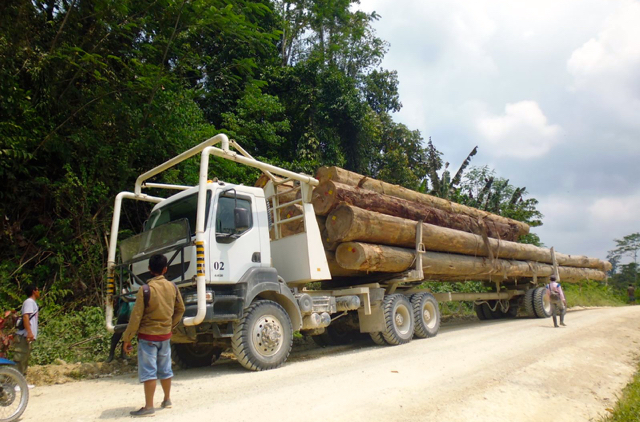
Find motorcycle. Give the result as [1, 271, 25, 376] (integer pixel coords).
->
[0, 359, 28, 422]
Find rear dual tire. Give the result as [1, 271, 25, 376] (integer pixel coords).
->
[533, 287, 552, 318]
[370, 294, 415, 346]
[411, 293, 440, 338]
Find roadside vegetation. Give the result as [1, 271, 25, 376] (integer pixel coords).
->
[563, 280, 626, 307]
[599, 360, 640, 422]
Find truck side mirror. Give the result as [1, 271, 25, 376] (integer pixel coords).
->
[234, 207, 250, 232]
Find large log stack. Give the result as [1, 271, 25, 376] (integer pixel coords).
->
[311, 167, 610, 286]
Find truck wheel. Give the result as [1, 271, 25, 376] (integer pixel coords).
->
[486, 301, 504, 319]
[232, 300, 293, 371]
[411, 293, 440, 338]
[474, 303, 488, 320]
[524, 289, 536, 317]
[171, 343, 223, 369]
[533, 287, 552, 318]
[381, 294, 414, 345]
[369, 332, 387, 345]
[504, 299, 519, 318]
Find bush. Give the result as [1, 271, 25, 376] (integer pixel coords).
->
[421, 281, 490, 315]
[563, 280, 626, 307]
[29, 306, 110, 365]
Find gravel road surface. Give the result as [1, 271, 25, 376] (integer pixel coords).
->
[22, 306, 640, 421]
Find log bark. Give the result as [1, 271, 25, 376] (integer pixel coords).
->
[316, 166, 529, 236]
[325, 250, 364, 277]
[335, 242, 606, 282]
[315, 181, 520, 241]
[327, 204, 610, 271]
[271, 204, 304, 238]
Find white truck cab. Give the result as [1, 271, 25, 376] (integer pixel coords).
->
[106, 134, 342, 371]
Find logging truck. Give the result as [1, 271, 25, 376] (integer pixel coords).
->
[105, 133, 608, 370]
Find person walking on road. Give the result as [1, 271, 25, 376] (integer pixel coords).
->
[628, 284, 636, 304]
[547, 276, 567, 328]
[14, 284, 40, 386]
[123, 254, 185, 417]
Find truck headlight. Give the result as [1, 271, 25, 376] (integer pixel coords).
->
[184, 291, 214, 304]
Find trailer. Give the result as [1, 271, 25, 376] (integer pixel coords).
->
[105, 134, 559, 371]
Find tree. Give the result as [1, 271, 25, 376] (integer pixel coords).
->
[607, 233, 640, 284]
[453, 166, 543, 245]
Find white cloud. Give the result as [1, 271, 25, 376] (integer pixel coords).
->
[588, 194, 640, 227]
[475, 101, 562, 159]
[534, 192, 640, 260]
[356, 0, 640, 261]
[567, 0, 640, 125]
[567, 0, 640, 84]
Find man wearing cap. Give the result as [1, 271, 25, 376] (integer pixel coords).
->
[547, 276, 567, 328]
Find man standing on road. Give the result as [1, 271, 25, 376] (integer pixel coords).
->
[628, 284, 636, 304]
[547, 276, 567, 328]
[14, 284, 39, 386]
[123, 254, 185, 417]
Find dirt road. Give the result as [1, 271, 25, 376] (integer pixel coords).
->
[22, 306, 640, 421]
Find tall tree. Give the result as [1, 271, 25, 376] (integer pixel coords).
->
[608, 233, 640, 284]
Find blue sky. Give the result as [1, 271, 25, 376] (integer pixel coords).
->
[359, 0, 640, 261]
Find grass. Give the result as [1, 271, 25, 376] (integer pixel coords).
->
[563, 280, 626, 307]
[599, 360, 640, 422]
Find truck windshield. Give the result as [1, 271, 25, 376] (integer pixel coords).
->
[145, 192, 211, 236]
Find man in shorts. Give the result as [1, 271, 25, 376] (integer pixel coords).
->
[123, 254, 185, 417]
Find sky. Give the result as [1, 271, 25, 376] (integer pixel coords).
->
[358, 0, 640, 261]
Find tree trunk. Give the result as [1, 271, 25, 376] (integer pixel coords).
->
[325, 250, 364, 277]
[316, 166, 529, 236]
[269, 204, 304, 238]
[335, 242, 606, 282]
[327, 204, 610, 271]
[315, 182, 521, 241]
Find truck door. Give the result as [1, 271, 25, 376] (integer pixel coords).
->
[208, 190, 261, 283]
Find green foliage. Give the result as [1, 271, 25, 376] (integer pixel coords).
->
[452, 165, 543, 245]
[608, 233, 640, 281]
[421, 281, 490, 315]
[424, 141, 478, 199]
[28, 306, 110, 365]
[563, 280, 625, 308]
[0, 310, 18, 358]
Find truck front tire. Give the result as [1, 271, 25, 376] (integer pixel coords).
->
[232, 300, 293, 371]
